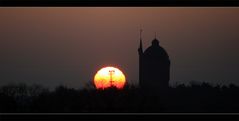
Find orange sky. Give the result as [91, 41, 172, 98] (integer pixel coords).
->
[0, 8, 239, 88]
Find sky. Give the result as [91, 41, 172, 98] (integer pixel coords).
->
[0, 8, 239, 89]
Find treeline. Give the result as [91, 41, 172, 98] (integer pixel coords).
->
[0, 82, 239, 113]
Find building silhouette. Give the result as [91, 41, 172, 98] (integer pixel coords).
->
[138, 30, 170, 90]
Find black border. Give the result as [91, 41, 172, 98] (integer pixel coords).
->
[1, 114, 239, 120]
[0, 0, 239, 6]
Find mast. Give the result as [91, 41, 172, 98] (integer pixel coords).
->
[109, 70, 115, 87]
[138, 28, 143, 87]
[138, 28, 143, 54]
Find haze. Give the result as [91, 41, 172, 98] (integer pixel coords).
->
[0, 8, 239, 89]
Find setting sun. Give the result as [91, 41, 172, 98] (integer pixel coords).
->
[94, 66, 126, 89]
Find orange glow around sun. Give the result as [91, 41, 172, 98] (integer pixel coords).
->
[94, 66, 126, 89]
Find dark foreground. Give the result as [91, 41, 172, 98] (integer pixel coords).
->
[1, 82, 239, 113]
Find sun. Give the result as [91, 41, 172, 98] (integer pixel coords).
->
[94, 66, 126, 89]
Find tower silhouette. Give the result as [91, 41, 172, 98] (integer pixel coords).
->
[138, 30, 170, 91]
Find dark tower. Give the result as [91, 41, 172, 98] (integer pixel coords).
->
[138, 32, 170, 91]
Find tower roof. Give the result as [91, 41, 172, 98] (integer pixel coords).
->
[144, 38, 169, 59]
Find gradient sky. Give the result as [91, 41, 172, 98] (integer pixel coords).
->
[0, 8, 239, 89]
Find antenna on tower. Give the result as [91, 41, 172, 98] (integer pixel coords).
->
[154, 32, 157, 39]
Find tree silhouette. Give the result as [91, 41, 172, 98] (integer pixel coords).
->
[1, 82, 239, 113]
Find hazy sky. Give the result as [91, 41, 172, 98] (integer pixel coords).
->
[0, 8, 239, 89]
